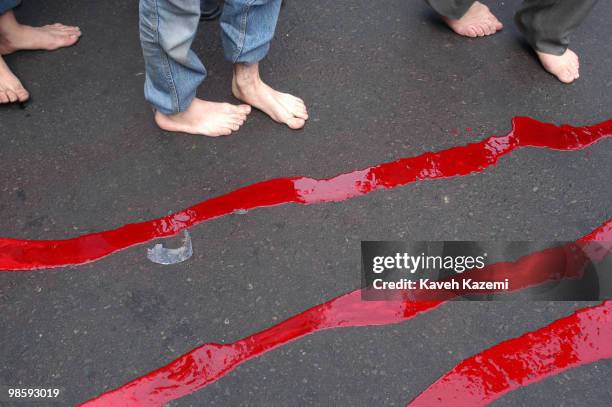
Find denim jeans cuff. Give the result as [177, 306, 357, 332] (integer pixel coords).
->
[226, 43, 270, 65]
[147, 88, 197, 115]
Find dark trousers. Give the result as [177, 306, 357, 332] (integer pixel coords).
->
[425, 0, 598, 55]
[0, 0, 20, 15]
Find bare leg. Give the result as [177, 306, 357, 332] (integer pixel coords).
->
[232, 63, 308, 130]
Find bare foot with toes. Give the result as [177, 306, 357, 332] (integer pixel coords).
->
[443, 1, 503, 38]
[0, 11, 81, 55]
[0, 55, 29, 104]
[232, 63, 308, 130]
[0, 10, 81, 104]
[536, 49, 580, 84]
[154, 98, 251, 136]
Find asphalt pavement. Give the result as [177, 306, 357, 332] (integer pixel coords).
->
[1, 0, 611, 405]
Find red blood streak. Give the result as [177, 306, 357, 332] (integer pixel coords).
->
[79, 294, 441, 407]
[404, 221, 611, 302]
[1, 117, 610, 271]
[408, 301, 612, 407]
[79, 221, 610, 406]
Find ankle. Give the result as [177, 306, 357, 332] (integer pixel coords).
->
[232, 63, 262, 90]
[0, 11, 22, 39]
[0, 24, 29, 49]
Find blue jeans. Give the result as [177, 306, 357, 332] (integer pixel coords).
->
[0, 0, 20, 15]
[139, 0, 282, 114]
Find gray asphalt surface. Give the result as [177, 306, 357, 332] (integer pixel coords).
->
[1, 0, 611, 406]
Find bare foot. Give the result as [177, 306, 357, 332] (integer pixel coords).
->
[536, 49, 580, 84]
[443, 1, 503, 38]
[0, 11, 81, 55]
[232, 63, 308, 130]
[154, 98, 251, 136]
[0, 55, 29, 103]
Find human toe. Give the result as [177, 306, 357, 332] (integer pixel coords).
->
[286, 117, 306, 129]
[466, 26, 478, 37]
[5, 89, 18, 102]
